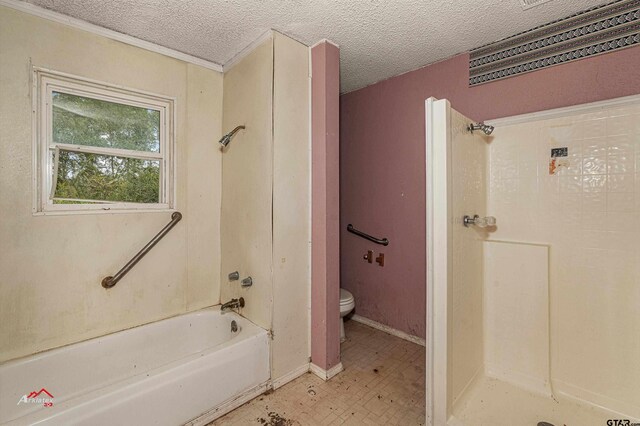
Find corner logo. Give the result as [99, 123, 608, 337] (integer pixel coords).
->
[17, 388, 54, 407]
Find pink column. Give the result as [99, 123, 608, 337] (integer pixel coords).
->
[311, 41, 341, 374]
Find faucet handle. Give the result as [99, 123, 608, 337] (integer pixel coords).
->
[241, 277, 253, 287]
[228, 271, 240, 281]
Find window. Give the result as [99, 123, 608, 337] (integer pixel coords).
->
[34, 69, 175, 213]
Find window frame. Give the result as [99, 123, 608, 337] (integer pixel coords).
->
[33, 68, 176, 215]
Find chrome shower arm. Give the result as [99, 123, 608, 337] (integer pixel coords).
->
[219, 125, 246, 147]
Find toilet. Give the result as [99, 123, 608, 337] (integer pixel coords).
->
[339, 288, 355, 342]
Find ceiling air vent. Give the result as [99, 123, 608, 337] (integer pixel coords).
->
[520, 0, 554, 10]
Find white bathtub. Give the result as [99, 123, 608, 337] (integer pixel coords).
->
[0, 307, 270, 426]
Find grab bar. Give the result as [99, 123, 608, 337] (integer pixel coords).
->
[102, 212, 183, 289]
[347, 224, 389, 246]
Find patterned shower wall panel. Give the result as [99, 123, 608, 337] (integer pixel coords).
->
[487, 101, 640, 418]
[483, 241, 550, 396]
[469, 0, 640, 86]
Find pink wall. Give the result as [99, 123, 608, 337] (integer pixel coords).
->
[340, 46, 640, 339]
[311, 41, 341, 371]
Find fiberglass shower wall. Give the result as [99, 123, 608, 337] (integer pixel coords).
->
[426, 98, 489, 424]
[448, 103, 488, 408]
[427, 97, 640, 425]
[486, 100, 640, 418]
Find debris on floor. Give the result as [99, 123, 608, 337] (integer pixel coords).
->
[210, 320, 425, 425]
[257, 412, 295, 426]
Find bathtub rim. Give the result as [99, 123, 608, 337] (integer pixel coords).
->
[0, 305, 261, 368]
[0, 306, 269, 425]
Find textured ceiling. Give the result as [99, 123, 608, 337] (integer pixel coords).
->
[23, 0, 611, 93]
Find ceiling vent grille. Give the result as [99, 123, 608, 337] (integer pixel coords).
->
[470, 0, 640, 86]
[520, 0, 554, 10]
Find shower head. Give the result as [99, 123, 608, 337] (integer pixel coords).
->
[468, 122, 494, 135]
[218, 125, 245, 148]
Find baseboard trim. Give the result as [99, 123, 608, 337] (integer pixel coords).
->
[272, 363, 310, 389]
[351, 314, 426, 346]
[185, 381, 269, 425]
[310, 362, 343, 381]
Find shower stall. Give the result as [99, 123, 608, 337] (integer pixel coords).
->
[425, 97, 640, 425]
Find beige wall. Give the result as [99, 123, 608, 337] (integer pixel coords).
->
[220, 37, 274, 330]
[0, 9, 311, 385]
[449, 108, 487, 409]
[220, 32, 311, 381]
[0, 7, 223, 363]
[186, 65, 223, 311]
[487, 103, 640, 418]
[271, 32, 311, 381]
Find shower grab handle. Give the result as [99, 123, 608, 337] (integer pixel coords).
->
[101, 212, 183, 289]
[347, 224, 389, 246]
[463, 214, 496, 228]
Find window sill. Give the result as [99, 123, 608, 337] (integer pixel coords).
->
[32, 207, 177, 217]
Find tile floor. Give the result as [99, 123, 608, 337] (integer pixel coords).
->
[211, 319, 425, 425]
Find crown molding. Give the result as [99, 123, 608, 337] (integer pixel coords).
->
[0, 0, 223, 72]
[221, 30, 274, 72]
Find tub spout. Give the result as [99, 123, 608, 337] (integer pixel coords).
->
[221, 297, 245, 312]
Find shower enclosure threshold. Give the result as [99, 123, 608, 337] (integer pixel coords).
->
[449, 376, 634, 426]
